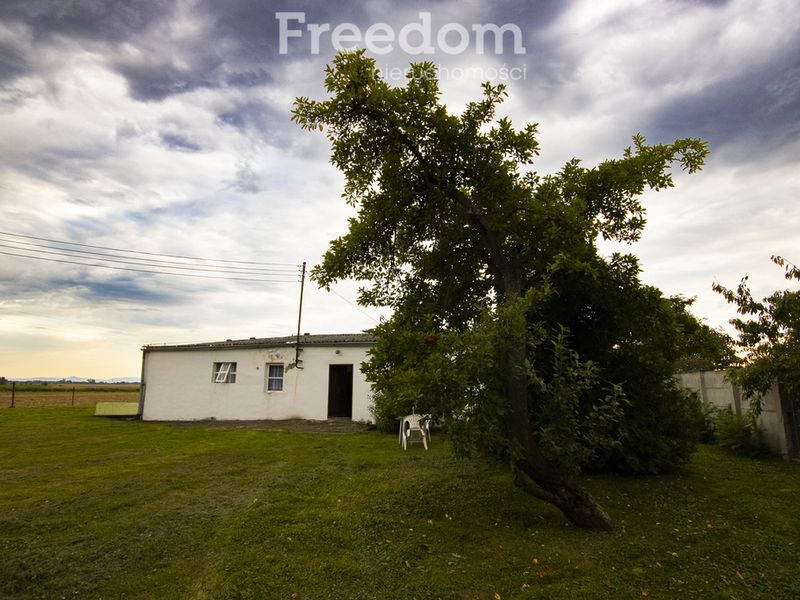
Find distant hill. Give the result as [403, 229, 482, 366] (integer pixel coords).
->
[7, 376, 140, 384]
[103, 377, 141, 384]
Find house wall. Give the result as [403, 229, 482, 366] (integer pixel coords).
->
[141, 345, 373, 422]
[677, 370, 794, 458]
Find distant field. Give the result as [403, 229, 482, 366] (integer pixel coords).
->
[0, 383, 139, 408]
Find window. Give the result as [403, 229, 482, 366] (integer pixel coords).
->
[213, 362, 237, 383]
[266, 363, 284, 391]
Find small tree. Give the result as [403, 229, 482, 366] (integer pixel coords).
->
[713, 255, 800, 413]
[293, 51, 707, 530]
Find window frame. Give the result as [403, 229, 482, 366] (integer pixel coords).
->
[266, 363, 284, 391]
[213, 362, 237, 384]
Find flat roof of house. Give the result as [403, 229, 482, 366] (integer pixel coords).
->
[143, 333, 377, 352]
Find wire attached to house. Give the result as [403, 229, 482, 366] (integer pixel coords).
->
[329, 288, 381, 324]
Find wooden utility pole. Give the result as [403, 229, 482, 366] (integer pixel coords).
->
[295, 261, 307, 368]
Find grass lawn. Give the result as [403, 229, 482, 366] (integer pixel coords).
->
[1, 408, 798, 599]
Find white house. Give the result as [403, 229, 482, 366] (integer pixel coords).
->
[139, 333, 376, 422]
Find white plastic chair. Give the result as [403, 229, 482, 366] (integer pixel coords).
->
[400, 414, 430, 450]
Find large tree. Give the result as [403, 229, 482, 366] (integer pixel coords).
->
[293, 51, 707, 530]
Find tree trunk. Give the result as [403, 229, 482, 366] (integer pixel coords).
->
[402, 135, 615, 531]
[513, 456, 614, 530]
[503, 288, 614, 531]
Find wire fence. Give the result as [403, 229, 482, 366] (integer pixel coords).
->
[0, 385, 140, 408]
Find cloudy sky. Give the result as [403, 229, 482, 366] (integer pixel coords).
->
[0, 0, 797, 379]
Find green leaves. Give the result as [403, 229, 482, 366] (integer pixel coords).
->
[294, 50, 710, 486]
[715, 256, 800, 412]
[529, 327, 627, 476]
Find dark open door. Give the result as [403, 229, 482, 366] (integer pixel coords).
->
[327, 364, 353, 419]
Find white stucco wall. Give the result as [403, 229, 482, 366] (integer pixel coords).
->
[141, 344, 373, 422]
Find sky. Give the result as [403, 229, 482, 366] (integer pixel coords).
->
[0, 0, 798, 379]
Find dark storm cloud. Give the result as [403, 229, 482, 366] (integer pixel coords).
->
[0, 272, 178, 305]
[194, 0, 568, 68]
[482, 0, 569, 31]
[225, 162, 264, 194]
[0, 0, 570, 103]
[225, 68, 273, 87]
[122, 197, 217, 227]
[114, 56, 223, 102]
[670, 0, 731, 6]
[0, 0, 198, 102]
[216, 101, 293, 145]
[202, 0, 380, 60]
[55, 276, 181, 305]
[159, 132, 202, 152]
[0, 0, 173, 44]
[0, 38, 29, 85]
[115, 62, 273, 102]
[0, 0, 277, 100]
[114, 51, 274, 103]
[107, 0, 362, 101]
[645, 51, 800, 163]
[196, 0, 288, 60]
[11, 144, 114, 186]
[114, 120, 142, 140]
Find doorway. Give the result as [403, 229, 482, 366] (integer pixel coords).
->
[327, 364, 353, 419]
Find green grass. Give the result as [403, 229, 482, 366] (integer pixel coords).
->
[1, 408, 798, 599]
[94, 402, 140, 416]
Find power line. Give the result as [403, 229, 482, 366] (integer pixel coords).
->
[0, 236, 299, 274]
[329, 288, 381, 324]
[0, 249, 299, 283]
[0, 241, 298, 277]
[0, 230, 297, 267]
[0, 229, 301, 283]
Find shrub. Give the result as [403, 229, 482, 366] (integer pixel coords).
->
[695, 399, 718, 443]
[714, 408, 769, 457]
[369, 391, 412, 434]
[587, 375, 702, 475]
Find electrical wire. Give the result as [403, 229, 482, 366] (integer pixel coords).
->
[0, 232, 384, 333]
[0, 236, 298, 274]
[329, 288, 381, 323]
[0, 242, 296, 277]
[0, 249, 299, 283]
[0, 230, 297, 266]
[0, 229, 302, 283]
